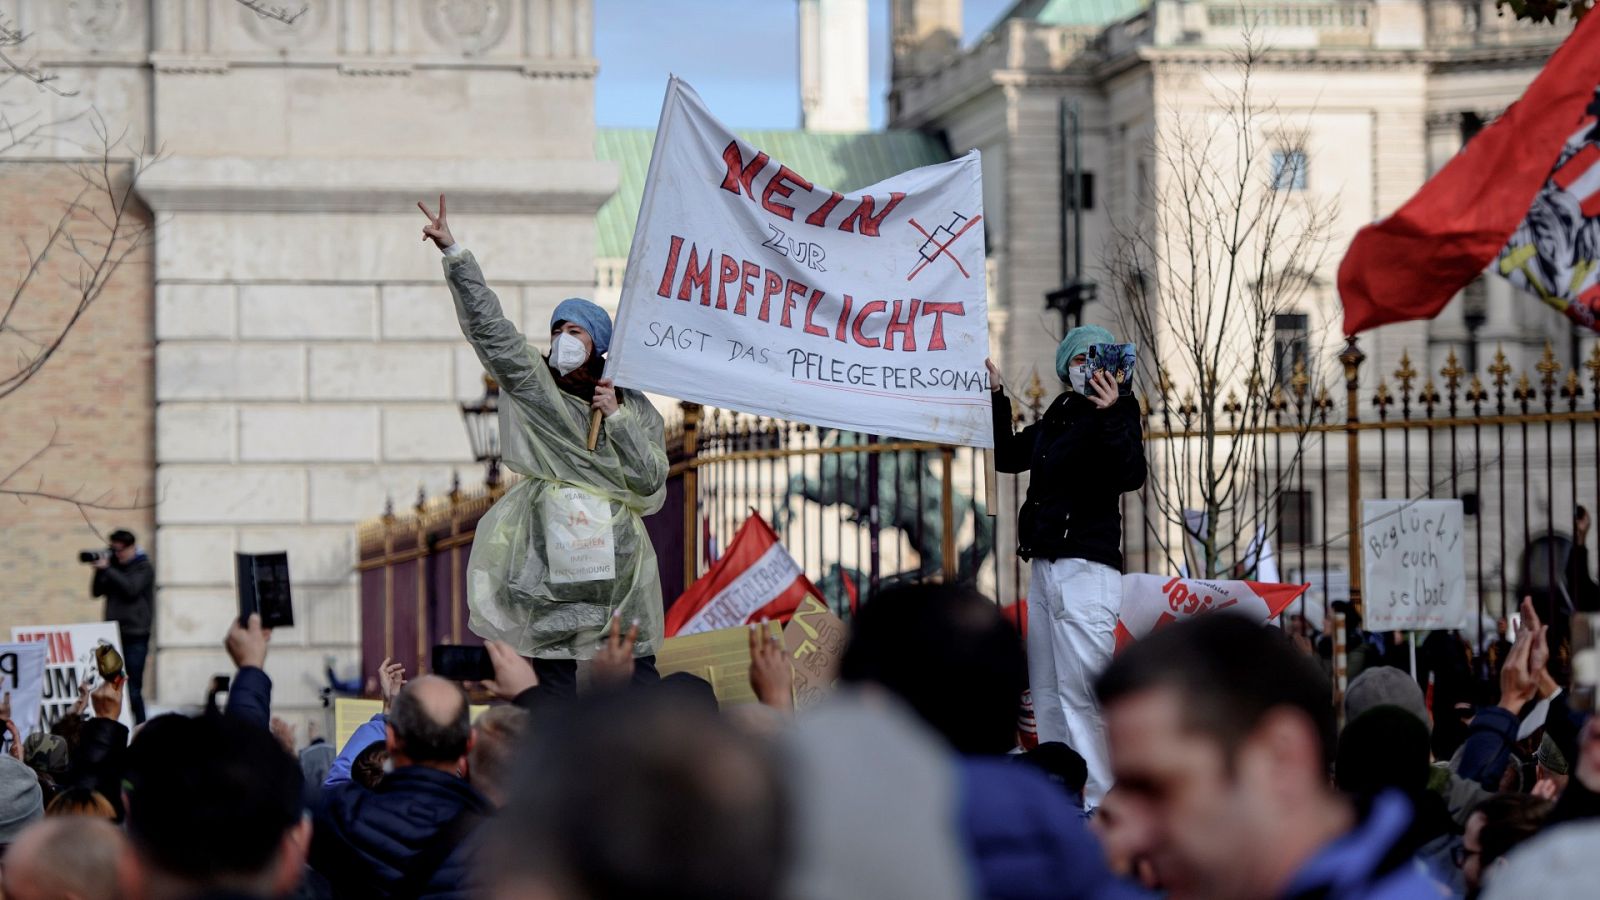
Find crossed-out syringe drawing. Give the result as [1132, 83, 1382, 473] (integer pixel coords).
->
[906, 210, 982, 282]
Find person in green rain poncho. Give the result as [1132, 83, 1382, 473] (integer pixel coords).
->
[418, 196, 668, 697]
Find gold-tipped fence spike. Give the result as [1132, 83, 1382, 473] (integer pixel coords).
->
[1372, 378, 1393, 409]
[1223, 390, 1243, 415]
[1489, 346, 1512, 388]
[1394, 350, 1417, 391]
[1465, 375, 1488, 406]
[1586, 344, 1600, 391]
[1290, 357, 1310, 399]
[1420, 377, 1440, 409]
[1563, 368, 1583, 401]
[1440, 349, 1464, 391]
[1537, 342, 1561, 393]
[1024, 368, 1048, 412]
[1515, 372, 1533, 403]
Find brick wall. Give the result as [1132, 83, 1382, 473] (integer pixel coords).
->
[0, 160, 156, 637]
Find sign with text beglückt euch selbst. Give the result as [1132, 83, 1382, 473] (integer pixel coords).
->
[1360, 499, 1467, 631]
[605, 77, 993, 448]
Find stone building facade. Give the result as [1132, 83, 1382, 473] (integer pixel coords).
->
[888, 0, 1577, 393]
[0, 0, 612, 729]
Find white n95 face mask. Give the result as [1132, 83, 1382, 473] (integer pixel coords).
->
[551, 333, 588, 376]
[1067, 364, 1091, 395]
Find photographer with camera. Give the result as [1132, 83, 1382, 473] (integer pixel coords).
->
[86, 529, 153, 724]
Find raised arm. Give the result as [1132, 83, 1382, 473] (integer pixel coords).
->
[419, 196, 558, 409]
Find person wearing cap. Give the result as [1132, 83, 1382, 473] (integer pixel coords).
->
[419, 196, 668, 697]
[987, 324, 1146, 807]
[0, 754, 44, 854]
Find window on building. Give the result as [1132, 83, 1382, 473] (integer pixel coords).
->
[1271, 149, 1308, 191]
[1066, 172, 1096, 212]
[1273, 312, 1310, 387]
[1277, 489, 1315, 546]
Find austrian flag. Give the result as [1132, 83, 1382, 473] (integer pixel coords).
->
[664, 512, 823, 637]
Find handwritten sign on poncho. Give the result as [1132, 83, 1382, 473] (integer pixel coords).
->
[607, 77, 993, 448]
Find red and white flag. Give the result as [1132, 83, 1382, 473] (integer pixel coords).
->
[1339, 12, 1600, 335]
[665, 512, 823, 637]
[1114, 574, 1309, 652]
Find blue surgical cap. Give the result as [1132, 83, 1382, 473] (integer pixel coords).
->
[550, 298, 613, 356]
[1054, 324, 1116, 383]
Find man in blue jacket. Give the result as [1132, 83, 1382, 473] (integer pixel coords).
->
[310, 675, 488, 898]
[1097, 615, 1445, 900]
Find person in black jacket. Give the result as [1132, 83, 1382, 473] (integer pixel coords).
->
[89, 529, 153, 724]
[310, 675, 489, 898]
[988, 323, 1146, 807]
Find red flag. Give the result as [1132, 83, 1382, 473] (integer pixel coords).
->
[664, 511, 822, 637]
[1339, 14, 1600, 336]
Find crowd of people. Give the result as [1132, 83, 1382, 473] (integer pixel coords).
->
[2, 198, 1593, 898]
[0, 579, 1591, 900]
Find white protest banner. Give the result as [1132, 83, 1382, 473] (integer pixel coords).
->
[1360, 499, 1467, 631]
[11, 622, 134, 730]
[607, 77, 992, 447]
[1114, 574, 1310, 651]
[0, 642, 47, 738]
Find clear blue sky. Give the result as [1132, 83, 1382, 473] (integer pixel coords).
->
[594, 0, 1013, 130]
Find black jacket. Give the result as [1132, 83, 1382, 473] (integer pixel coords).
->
[992, 389, 1146, 570]
[310, 766, 489, 899]
[91, 553, 154, 637]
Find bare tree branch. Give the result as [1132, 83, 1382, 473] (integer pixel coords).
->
[234, 0, 310, 25]
[0, 15, 77, 96]
[1104, 32, 1338, 577]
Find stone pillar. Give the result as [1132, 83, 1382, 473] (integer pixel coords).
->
[135, 1, 616, 727]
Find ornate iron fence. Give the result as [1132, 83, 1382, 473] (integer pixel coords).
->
[356, 336, 1600, 687]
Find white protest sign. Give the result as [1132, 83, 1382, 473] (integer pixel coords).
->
[0, 642, 47, 739]
[606, 77, 993, 448]
[11, 622, 135, 731]
[540, 487, 617, 583]
[1360, 499, 1467, 631]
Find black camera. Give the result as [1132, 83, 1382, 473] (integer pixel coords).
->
[79, 549, 110, 564]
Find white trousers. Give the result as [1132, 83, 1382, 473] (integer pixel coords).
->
[1027, 557, 1121, 807]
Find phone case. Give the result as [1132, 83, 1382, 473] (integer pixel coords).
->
[1088, 343, 1137, 396]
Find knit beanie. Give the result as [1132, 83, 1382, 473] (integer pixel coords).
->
[1344, 665, 1431, 732]
[0, 755, 44, 844]
[1054, 324, 1115, 383]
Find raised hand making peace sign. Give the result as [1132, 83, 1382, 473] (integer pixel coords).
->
[417, 194, 455, 252]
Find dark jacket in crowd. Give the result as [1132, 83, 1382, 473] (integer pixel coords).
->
[992, 389, 1146, 571]
[958, 757, 1148, 900]
[91, 551, 154, 637]
[310, 766, 489, 899]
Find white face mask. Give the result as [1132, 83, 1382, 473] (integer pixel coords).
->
[551, 332, 589, 376]
[1067, 363, 1091, 395]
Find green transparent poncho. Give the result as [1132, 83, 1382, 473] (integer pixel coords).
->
[445, 251, 667, 659]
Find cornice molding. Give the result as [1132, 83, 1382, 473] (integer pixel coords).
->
[135, 157, 618, 216]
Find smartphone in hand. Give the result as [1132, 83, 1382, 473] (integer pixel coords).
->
[432, 645, 495, 682]
[1087, 343, 1137, 396]
[237, 552, 294, 628]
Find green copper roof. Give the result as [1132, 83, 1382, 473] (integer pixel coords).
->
[990, 0, 1151, 29]
[595, 128, 952, 259]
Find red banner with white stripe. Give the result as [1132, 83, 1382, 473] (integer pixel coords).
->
[1114, 574, 1310, 651]
[1001, 573, 1306, 652]
[665, 511, 823, 637]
